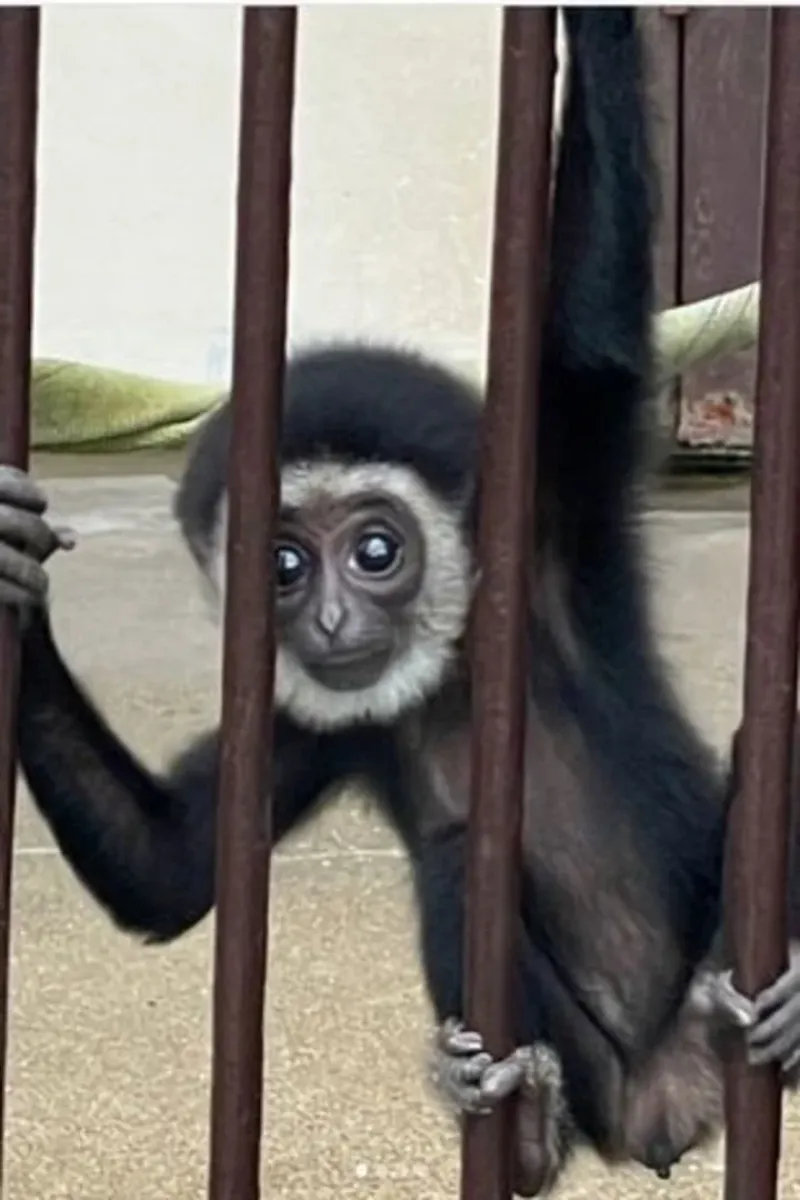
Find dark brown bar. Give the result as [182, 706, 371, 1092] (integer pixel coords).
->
[0, 7, 39, 1188]
[724, 10, 800, 1200]
[208, 9, 296, 1200]
[461, 10, 556, 1200]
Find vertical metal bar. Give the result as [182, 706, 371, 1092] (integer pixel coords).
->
[724, 11, 800, 1200]
[0, 8, 38, 1189]
[461, 9, 555, 1200]
[208, 9, 296, 1200]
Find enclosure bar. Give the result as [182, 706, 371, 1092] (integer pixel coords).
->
[208, 10, 296, 1200]
[723, 11, 800, 1200]
[0, 9, 39, 1188]
[461, 10, 556, 1200]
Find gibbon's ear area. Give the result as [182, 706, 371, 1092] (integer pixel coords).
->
[173, 400, 229, 578]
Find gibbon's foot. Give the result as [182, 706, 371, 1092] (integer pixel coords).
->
[430, 1020, 570, 1196]
[690, 955, 800, 1083]
[687, 967, 757, 1029]
[430, 1018, 531, 1114]
[748, 949, 800, 1082]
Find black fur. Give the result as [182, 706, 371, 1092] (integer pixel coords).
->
[412, 8, 725, 1147]
[533, 5, 724, 1004]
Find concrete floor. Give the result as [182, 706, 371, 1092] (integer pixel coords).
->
[3, 470, 799, 1199]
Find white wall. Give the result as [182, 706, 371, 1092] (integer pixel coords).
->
[33, 4, 511, 386]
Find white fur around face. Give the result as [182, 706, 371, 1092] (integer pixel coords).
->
[204, 460, 472, 731]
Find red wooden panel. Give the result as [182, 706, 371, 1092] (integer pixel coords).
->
[643, 10, 681, 312]
[678, 7, 768, 451]
[641, 9, 682, 435]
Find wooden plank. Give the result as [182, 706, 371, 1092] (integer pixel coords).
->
[641, 9, 682, 436]
[678, 7, 768, 452]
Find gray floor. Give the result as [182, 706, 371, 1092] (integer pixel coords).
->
[4, 471, 797, 1199]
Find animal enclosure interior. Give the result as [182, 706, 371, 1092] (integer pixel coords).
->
[0, 8, 797, 1200]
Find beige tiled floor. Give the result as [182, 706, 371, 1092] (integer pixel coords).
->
[3, 473, 796, 1199]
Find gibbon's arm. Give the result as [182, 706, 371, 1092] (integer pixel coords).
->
[16, 611, 344, 942]
[539, 7, 655, 572]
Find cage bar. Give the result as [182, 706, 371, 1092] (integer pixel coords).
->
[461, 10, 556, 1200]
[208, 9, 296, 1200]
[0, 7, 39, 1188]
[723, 10, 800, 1200]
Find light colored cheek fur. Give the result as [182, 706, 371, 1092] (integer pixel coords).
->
[209, 495, 229, 614]
[199, 462, 472, 731]
[190, 495, 229, 623]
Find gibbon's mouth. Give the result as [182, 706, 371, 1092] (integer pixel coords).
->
[304, 646, 393, 692]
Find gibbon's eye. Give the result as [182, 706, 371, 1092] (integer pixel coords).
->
[352, 530, 403, 576]
[275, 543, 309, 591]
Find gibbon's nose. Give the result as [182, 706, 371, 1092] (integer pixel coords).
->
[315, 596, 345, 640]
[314, 564, 349, 641]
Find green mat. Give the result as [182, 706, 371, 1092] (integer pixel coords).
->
[31, 359, 222, 453]
[26, 285, 762, 455]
